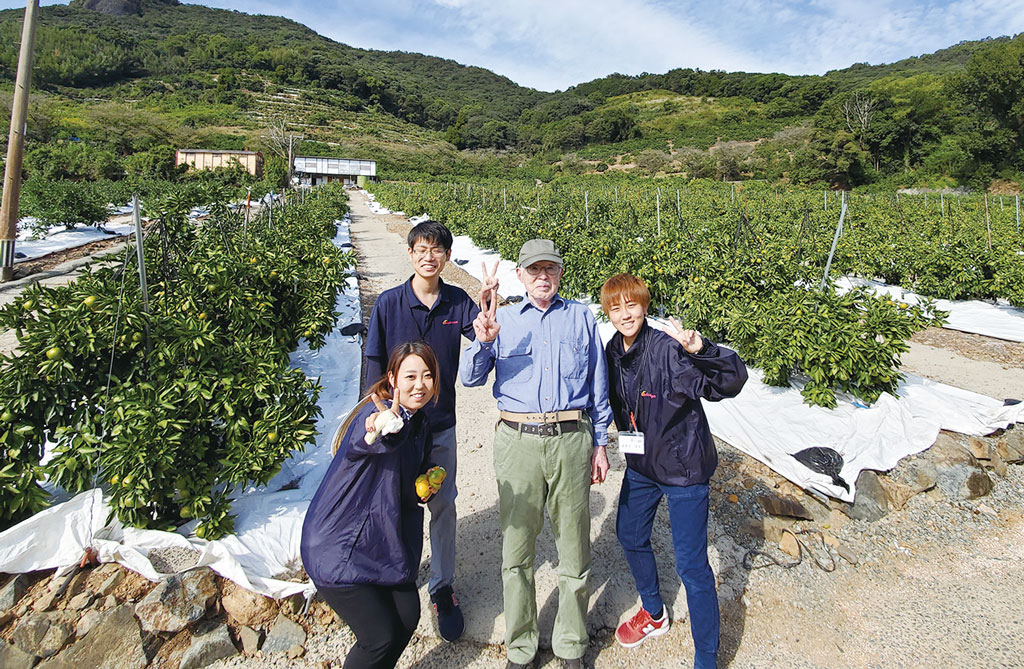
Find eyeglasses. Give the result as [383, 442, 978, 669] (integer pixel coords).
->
[411, 247, 447, 258]
[524, 264, 561, 276]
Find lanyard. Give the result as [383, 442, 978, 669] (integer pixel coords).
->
[618, 332, 650, 432]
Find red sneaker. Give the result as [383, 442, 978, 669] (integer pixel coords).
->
[615, 607, 670, 648]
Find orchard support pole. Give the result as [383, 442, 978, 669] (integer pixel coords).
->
[984, 194, 992, 250]
[133, 195, 152, 355]
[584, 190, 589, 226]
[820, 191, 848, 291]
[0, 1, 40, 282]
[1016, 195, 1020, 234]
[656, 188, 661, 236]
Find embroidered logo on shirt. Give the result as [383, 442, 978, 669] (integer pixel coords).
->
[442, 320, 459, 325]
[641, 391, 658, 399]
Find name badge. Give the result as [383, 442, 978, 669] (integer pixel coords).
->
[618, 431, 645, 455]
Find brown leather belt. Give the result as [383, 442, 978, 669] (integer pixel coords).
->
[499, 410, 584, 437]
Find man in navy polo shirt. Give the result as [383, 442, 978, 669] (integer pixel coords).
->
[365, 219, 494, 642]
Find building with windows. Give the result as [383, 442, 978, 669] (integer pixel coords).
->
[175, 149, 263, 177]
[292, 156, 377, 187]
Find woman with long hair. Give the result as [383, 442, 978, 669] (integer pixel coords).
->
[301, 340, 442, 669]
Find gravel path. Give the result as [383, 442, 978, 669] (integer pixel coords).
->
[216, 190, 1024, 669]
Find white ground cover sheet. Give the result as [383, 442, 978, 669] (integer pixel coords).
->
[443, 224, 1024, 503]
[836, 275, 1024, 343]
[15, 198, 265, 263]
[0, 217, 362, 599]
[14, 215, 136, 262]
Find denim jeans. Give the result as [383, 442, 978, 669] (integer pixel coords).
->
[616, 468, 719, 669]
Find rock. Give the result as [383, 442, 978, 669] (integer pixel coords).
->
[929, 434, 993, 500]
[262, 613, 306, 655]
[32, 589, 58, 613]
[93, 570, 124, 598]
[877, 477, 919, 511]
[75, 609, 102, 638]
[779, 532, 800, 558]
[968, 437, 991, 460]
[889, 452, 938, 493]
[988, 452, 1008, 478]
[0, 610, 11, 628]
[281, 593, 305, 617]
[179, 624, 237, 669]
[741, 515, 792, 543]
[102, 595, 117, 610]
[134, 568, 218, 633]
[846, 470, 889, 522]
[995, 431, 1024, 463]
[239, 625, 261, 655]
[0, 641, 36, 669]
[0, 574, 31, 612]
[287, 644, 306, 659]
[36, 605, 147, 669]
[221, 582, 279, 628]
[837, 544, 860, 565]
[757, 494, 814, 520]
[67, 592, 93, 611]
[11, 611, 76, 658]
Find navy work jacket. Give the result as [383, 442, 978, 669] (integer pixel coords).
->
[365, 278, 478, 432]
[606, 321, 748, 487]
[300, 400, 434, 588]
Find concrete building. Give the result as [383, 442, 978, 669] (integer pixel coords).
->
[175, 149, 264, 177]
[292, 156, 377, 187]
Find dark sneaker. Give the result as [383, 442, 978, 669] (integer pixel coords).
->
[430, 585, 465, 642]
[558, 657, 591, 669]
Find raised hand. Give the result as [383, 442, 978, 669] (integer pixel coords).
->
[479, 260, 500, 312]
[473, 275, 501, 343]
[364, 392, 390, 432]
[665, 317, 704, 354]
[364, 390, 404, 445]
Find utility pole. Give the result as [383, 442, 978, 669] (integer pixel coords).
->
[0, 1, 40, 282]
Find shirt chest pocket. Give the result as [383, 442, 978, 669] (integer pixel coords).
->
[559, 341, 587, 379]
[496, 339, 533, 385]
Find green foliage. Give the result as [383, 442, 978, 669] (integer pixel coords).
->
[26, 141, 121, 181]
[19, 179, 110, 234]
[367, 179, 994, 408]
[0, 183, 352, 534]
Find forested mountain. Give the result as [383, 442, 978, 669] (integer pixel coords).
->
[0, 1, 1019, 190]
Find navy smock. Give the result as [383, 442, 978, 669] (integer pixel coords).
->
[606, 321, 748, 487]
[300, 400, 435, 587]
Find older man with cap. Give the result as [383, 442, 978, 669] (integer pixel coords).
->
[460, 238, 612, 669]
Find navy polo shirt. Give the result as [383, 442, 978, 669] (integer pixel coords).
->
[364, 278, 479, 432]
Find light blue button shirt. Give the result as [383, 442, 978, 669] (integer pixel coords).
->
[460, 294, 612, 447]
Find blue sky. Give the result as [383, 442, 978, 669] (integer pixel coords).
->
[8, 0, 1024, 91]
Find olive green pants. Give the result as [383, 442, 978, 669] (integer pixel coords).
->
[493, 418, 593, 664]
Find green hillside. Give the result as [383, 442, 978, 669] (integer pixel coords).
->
[0, 1, 1019, 189]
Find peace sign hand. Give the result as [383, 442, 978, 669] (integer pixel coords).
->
[473, 275, 501, 343]
[479, 261, 500, 312]
[664, 317, 704, 354]
[364, 391, 404, 444]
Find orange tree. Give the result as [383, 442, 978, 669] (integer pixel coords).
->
[0, 183, 351, 536]
[371, 178, 949, 408]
